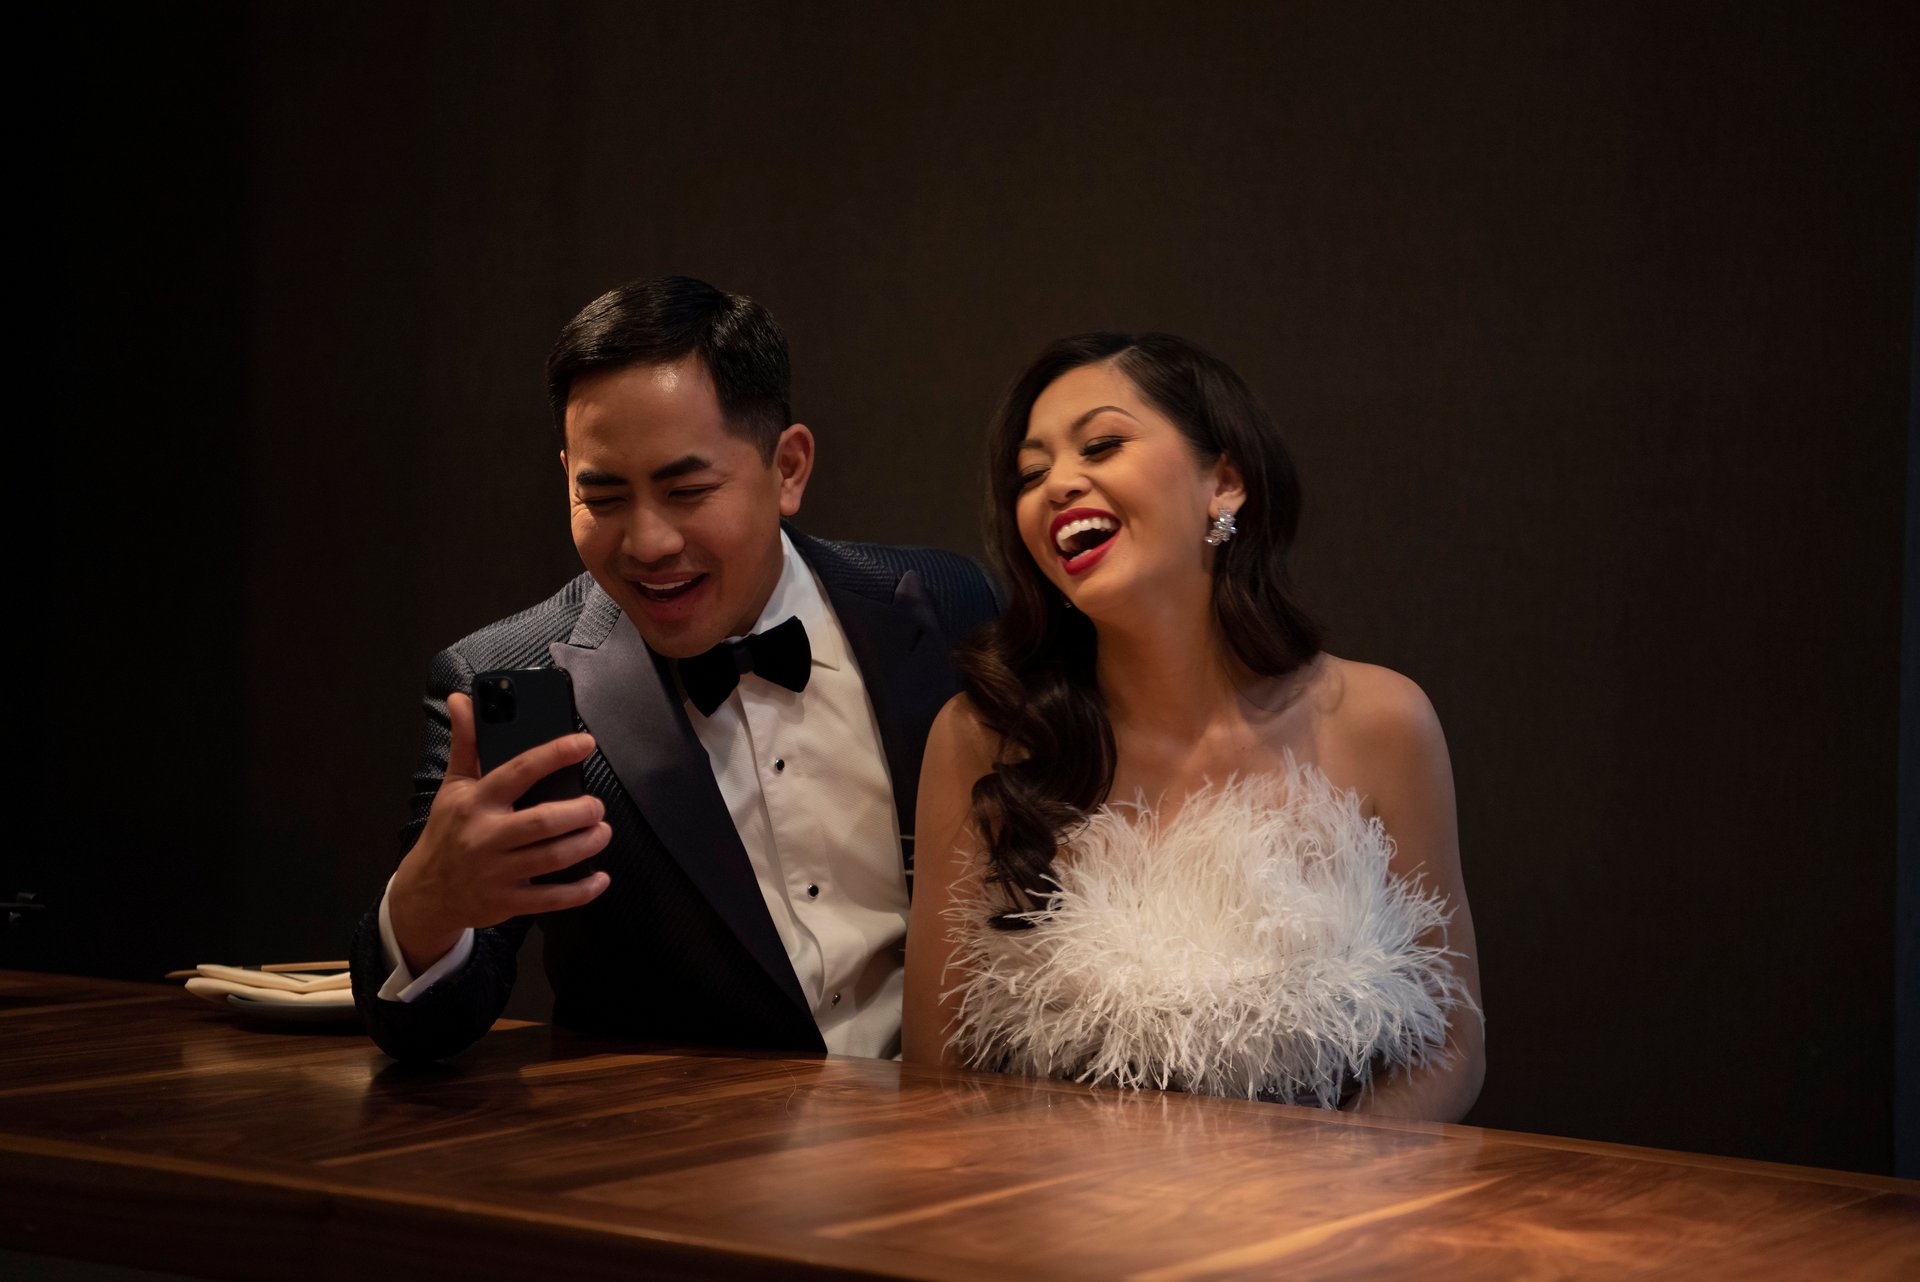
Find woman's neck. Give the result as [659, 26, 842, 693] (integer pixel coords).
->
[1093, 597, 1244, 744]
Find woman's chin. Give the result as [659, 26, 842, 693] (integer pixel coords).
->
[1059, 565, 1209, 632]
[1058, 578, 1127, 623]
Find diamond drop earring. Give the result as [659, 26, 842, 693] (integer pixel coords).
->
[1204, 507, 1237, 547]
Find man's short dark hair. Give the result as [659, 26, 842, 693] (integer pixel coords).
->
[546, 276, 792, 461]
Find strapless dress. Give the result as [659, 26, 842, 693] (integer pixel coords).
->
[943, 759, 1475, 1107]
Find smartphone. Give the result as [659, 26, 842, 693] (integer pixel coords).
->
[471, 667, 593, 884]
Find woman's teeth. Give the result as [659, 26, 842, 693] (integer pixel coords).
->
[1055, 516, 1118, 556]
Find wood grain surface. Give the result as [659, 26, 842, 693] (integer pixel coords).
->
[1, 971, 1913, 1280]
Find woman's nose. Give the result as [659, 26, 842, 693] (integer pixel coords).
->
[1044, 464, 1089, 505]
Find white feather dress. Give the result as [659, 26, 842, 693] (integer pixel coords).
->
[943, 759, 1474, 1107]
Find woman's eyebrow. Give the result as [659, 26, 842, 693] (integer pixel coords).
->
[1019, 405, 1139, 451]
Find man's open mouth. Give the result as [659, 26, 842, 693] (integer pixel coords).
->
[633, 574, 706, 602]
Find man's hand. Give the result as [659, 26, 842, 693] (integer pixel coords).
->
[387, 691, 612, 974]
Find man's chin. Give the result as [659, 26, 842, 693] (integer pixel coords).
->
[612, 575, 729, 657]
[622, 613, 729, 660]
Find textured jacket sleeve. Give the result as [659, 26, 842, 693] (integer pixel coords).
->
[919, 549, 1003, 647]
[349, 644, 533, 1062]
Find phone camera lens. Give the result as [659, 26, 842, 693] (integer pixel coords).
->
[476, 678, 516, 724]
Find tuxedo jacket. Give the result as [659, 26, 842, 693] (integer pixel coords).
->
[350, 529, 1000, 1063]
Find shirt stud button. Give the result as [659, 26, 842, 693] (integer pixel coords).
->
[807, 884, 819, 898]
[773, 758, 786, 772]
[831, 993, 841, 1006]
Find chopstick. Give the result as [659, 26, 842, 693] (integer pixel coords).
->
[163, 961, 350, 980]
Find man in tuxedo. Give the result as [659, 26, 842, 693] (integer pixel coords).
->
[350, 276, 999, 1062]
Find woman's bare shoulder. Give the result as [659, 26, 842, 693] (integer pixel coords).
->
[1306, 655, 1446, 757]
[927, 693, 1001, 774]
[1292, 656, 1454, 836]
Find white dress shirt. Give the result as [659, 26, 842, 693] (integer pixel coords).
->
[379, 532, 910, 1058]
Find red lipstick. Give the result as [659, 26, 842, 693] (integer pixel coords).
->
[1048, 507, 1120, 577]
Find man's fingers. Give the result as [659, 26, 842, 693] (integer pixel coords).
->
[504, 822, 612, 881]
[516, 870, 612, 916]
[476, 731, 597, 804]
[499, 795, 606, 848]
[445, 692, 481, 781]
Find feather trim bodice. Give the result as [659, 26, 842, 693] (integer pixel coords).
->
[944, 760, 1472, 1107]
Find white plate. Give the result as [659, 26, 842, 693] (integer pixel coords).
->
[226, 992, 360, 1026]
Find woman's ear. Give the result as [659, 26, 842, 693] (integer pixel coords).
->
[1211, 454, 1247, 517]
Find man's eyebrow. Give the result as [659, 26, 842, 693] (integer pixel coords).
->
[572, 467, 628, 487]
[648, 454, 713, 482]
[1018, 405, 1138, 451]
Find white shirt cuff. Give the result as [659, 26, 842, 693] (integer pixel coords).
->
[376, 875, 475, 1002]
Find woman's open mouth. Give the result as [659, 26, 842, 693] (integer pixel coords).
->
[1050, 509, 1119, 576]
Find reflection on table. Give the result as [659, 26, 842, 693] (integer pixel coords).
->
[1, 971, 1914, 1280]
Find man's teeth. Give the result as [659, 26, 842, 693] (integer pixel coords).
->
[636, 576, 700, 598]
[1055, 516, 1118, 555]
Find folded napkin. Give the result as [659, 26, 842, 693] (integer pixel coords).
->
[174, 962, 356, 1017]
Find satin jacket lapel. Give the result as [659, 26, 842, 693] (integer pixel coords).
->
[549, 605, 810, 1015]
[819, 567, 954, 882]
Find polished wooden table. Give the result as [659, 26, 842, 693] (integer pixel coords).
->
[1, 971, 1914, 1280]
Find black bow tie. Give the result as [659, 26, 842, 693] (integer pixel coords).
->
[678, 615, 812, 717]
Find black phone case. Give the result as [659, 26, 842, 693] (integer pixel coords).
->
[472, 667, 592, 883]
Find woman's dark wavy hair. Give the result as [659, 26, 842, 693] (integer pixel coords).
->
[957, 332, 1322, 927]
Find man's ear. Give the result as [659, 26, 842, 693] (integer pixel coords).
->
[1212, 453, 1247, 518]
[774, 424, 815, 517]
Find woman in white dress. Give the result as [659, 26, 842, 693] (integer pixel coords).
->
[902, 333, 1485, 1121]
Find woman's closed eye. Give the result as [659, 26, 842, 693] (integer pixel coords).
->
[1017, 437, 1124, 490]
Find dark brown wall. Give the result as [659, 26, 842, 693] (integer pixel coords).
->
[34, 2, 1917, 1175]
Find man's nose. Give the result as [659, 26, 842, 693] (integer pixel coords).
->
[622, 505, 686, 564]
